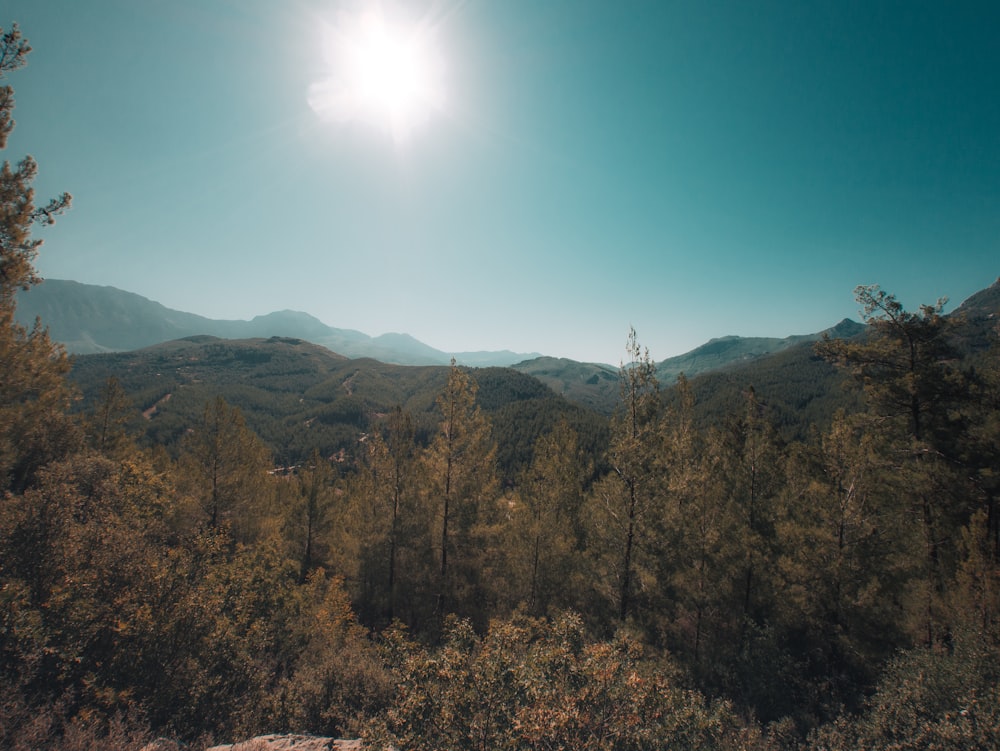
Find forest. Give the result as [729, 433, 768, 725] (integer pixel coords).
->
[2, 22, 1000, 751]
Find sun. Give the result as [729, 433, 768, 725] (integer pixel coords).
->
[308, 4, 446, 143]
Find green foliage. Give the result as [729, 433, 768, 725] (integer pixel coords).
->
[588, 328, 665, 623]
[85, 376, 135, 457]
[817, 285, 980, 646]
[67, 337, 606, 481]
[340, 407, 429, 626]
[672, 342, 862, 444]
[275, 574, 393, 738]
[504, 419, 590, 616]
[816, 284, 965, 448]
[1, 452, 180, 722]
[420, 362, 501, 627]
[176, 396, 273, 536]
[0, 23, 77, 495]
[3, 29, 1000, 743]
[808, 631, 1000, 750]
[367, 613, 747, 751]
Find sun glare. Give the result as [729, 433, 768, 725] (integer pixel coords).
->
[308, 4, 446, 143]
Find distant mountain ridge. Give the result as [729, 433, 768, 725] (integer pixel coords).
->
[66, 335, 610, 478]
[18, 277, 997, 413]
[14, 279, 543, 367]
[656, 318, 866, 381]
[511, 356, 620, 414]
[952, 276, 1000, 320]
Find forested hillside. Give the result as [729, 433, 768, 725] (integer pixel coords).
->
[2, 24, 1000, 751]
[66, 336, 609, 483]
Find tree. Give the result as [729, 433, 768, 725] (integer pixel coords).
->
[816, 285, 962, 449]
[0, 451, 182, 726]
[655, 376, 744, 675]
[958, 322, 1000, 577]
[177, 396, 273, 538]
[87, 376, 134, 457]
[728, 386, 784, 629]
[817, 285, 970, 644]
[288, 448, 337, 583]
[0, 24, 75, 494]
[346, 406, 423, 624]
[420, 361, 499, 624]
[776, 411, 908, 713]
[508, 418, 588, 615]
[589, 328, 665, 623]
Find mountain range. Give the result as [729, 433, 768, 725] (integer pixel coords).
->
[25, 276, 999, 470]
[17, 278, 868, 374]
[16, 277, 1000, 415]
[14, 279, 543, 367]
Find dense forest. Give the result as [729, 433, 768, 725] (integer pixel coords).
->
[3, 23, 1000, 750]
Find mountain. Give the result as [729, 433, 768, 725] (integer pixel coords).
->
[510, 356, 620, 415]
[668, 282, 1000, 442]
[20, 277, 997, 419]
[655, 318, 866, 381]
[14, 279, 542, 367]
[507, 321, 867, 415]
[60, 277, 999, 469]
[950, 276, 1000, 354]
[66, 335, 609, 480]
[951, 276, 1000, 320]
[534, 279, 995, 423]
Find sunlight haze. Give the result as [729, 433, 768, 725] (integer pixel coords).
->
[308, 2, 447, 143]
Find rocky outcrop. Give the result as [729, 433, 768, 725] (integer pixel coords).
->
[141, 740, 184, 751]
[204, 736, 361, 751]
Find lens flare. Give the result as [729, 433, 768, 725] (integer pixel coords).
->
[308, 3, 446, 144]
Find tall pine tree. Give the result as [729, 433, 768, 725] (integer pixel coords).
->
[0, 24, 75, 494]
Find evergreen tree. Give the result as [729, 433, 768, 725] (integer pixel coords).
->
[588, 328, 664, 623]
[289, 448, 337, 583]
[777, 412, 908, 713]
[177, 396, 273, 539]
[509, 418, 588, 616]
[729, 386, 784, 630]
[0, 24, 75, 494]
[817, 285, 971, 644]
[346, 407, 424, 625]
[960, 322, 1000, 573]
[87, 375, 134, 457]
[656, 376, 743, 675]
[420, 361, 499, 625]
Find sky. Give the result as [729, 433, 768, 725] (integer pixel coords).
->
[4, 0, 999, 365]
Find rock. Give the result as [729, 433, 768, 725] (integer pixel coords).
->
[141, 740, 184, 751]
[204, 736, 361, 751]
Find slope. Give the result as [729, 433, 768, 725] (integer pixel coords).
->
[68, 336, 608, 481]
[15, 279, 541, 366]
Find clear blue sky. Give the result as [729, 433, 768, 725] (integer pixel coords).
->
[5, 0, 998, 365]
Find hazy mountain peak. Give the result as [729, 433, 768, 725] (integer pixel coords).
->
[13, 279, 542, 367]
[251, 309, 323, 323]
[952, 278, 1000, 320]
[824, 318, 865, 337]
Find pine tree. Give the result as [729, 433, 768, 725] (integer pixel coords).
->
[177, 396, 273, 539]
[347, 406, 421, 624]
[817, 285, 970, 644]
[420, 361, 499, 624]
[589, 328, 665, 623]
[0, 24, 75, 494]
[87, 376, 134, 457]
[656, 376, 742, 672]
[290, 448, 336, 583]
[510, 418, 588, 615]
[776, 411, 908, 706]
